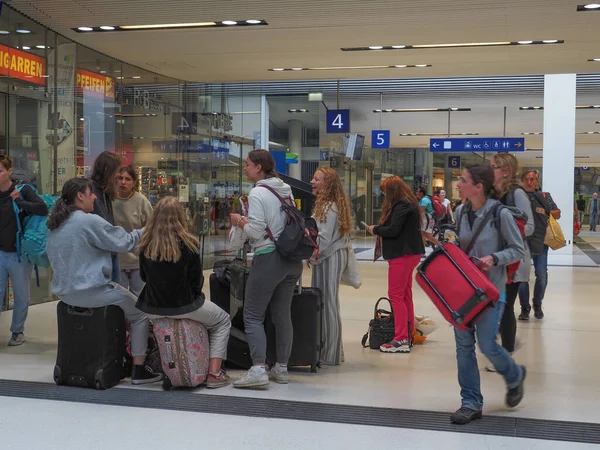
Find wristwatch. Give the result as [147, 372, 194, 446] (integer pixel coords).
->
[492, 254, 499, 266]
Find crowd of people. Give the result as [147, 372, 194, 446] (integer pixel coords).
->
[0, 148, 571, 424]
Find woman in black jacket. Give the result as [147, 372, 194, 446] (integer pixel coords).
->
[136, 197, 231, 389]
[366, 176, 424, 353]
[89, 151, 121, 283]
[0, 156, 48, 346]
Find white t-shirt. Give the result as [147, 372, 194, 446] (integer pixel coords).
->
[442, 198, 451, 212]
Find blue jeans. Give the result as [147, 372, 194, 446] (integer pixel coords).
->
[591, 211, 599, 232]
[519, 245, 548, 312]
[0, 250, 33, 334]
[454, 301, 523, 411]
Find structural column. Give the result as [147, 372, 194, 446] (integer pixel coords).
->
[288, 119, 303, 180]
[542, 74, 576, 255]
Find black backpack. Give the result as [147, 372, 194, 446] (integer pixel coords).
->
[259, 185, 319, 261]
[524, 191, 549, 256]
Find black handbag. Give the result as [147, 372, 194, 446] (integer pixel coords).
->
[361, 297, 396, 350]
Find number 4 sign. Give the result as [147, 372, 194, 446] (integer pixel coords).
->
[326, 109, 350, 133]
[371, 130, 390, 149]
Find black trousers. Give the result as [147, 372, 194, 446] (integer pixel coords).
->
[499, 282, 520, 353]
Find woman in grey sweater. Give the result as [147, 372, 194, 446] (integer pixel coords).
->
[46, 178, 162, 385]
[309, 168, 352, 365]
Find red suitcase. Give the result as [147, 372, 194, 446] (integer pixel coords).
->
[416, 243, 499, 330]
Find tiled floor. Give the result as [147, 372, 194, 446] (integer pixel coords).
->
[1, 260, 599, 426]
[3, 396, 594, 450]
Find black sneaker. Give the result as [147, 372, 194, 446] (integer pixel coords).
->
[534, 308, 544, 319]
[450, 407, 482, 424]
[518, 310, 529, 321]
[506, 365, 527, 408]
[131, 364, 163, 385]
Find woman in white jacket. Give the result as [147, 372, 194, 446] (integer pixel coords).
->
[310, 168, 352, 365]
[229, 150, 303, 389]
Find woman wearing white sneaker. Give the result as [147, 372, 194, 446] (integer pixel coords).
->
[366, 176, 424, 354]
[229, 150, 302, 389]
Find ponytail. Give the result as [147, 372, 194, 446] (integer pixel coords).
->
[47, 199, 78, 230]
[47, 177, 93, 230]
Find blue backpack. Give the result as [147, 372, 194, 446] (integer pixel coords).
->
[12, 184, 58, 269]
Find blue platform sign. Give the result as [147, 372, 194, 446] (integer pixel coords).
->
[326, 109, 350, 133]
[430, 137, 525, 152]
[371, 130, 390, 149]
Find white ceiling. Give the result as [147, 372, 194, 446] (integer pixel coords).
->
[7, 0, 600, 82]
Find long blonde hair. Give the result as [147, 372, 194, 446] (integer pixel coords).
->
[312, 168, 352, 236]
[492, 153, 520, 198]
[138, 197, 199, 262]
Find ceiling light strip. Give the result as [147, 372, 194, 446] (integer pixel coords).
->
[341, 40, 564, 51]
[520, 105, 600, 110]
[399, 132, 479, 136]
[374, 108, 471, 113]
[270, 64, 432, 72]
[73, 20, 267, 32]
[577, 4, 600, 11]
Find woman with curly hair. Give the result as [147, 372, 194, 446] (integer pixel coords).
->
[310, 168, 353, 365]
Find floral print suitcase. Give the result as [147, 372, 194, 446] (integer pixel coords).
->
[152, 318, 210, 390]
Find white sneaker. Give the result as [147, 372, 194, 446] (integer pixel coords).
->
[233, 366, 269, 389]
[268, 363, 289, 384]
[8, 333, 25, 346]
[380, 340, 410, 353]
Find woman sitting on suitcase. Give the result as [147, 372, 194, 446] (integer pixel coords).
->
[135, 197, 232, 389]
[46, 178, 163, 385]
[365, 176, 424, 353]
[451, 163, 526, 424]
[229, 149, 303, 389]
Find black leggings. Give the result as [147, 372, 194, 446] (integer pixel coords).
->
[499, 282, 520, 353]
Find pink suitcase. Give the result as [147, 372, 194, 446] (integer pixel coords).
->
[152, 318, 210, 390]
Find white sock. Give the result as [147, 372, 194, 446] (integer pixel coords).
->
[278, 364, 288, 371]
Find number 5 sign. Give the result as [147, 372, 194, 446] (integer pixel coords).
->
[326, 109, 350, 133]
[371, 130, 390, 149]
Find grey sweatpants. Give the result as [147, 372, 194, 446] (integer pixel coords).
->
[148, 301, 231, 360]
[60, 282, 149, 358]
[244, 250, 302, 365]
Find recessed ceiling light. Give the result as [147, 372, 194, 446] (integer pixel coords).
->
[36, 45, 46, 49]
[22, 46, 30, 50]
[590, 58, 600, 61]
[415, 64, 429, 67]
[272, 68, 285, 71]
[368, 46, 383, 50]
[16, 29, 31, 34]
[543, 39, 559, 43]
[269, 64, 431, 71]
[521, 106, 530, 109]
[518, 40, 533, 44]
[533, 106, 542, 109]
[118, 22, 217, 30]
[100, 70, 106, 74]
[77, 27, 93, 32]
[0, 30, 9, 35]
[291, 68, 303, 71]
[116, 76, 124, 79]
[246, 20, 262, 24]
[450, 107, 459, 111]
[100, 26, 115, 30]
[42, 75, 50, 78]
[222, 20, 238, 25]
[132, 76, 142, 79]
[584, 3, 600, 9]
[392, 45, 406, 49]
[374, 108, 471, 113]
[394, 65, 407, 68]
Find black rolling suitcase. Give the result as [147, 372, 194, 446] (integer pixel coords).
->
[209, 272, 231, 314]
[266, 283, 323, 373]
[54, 302, 127, 390]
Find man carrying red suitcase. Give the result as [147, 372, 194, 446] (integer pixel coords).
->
[450, 164, 527, 425]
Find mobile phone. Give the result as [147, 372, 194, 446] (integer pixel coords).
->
[360, 221, 368, 228]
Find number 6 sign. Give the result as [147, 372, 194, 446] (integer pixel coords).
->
[448, 156, 461, 168]
[326, 109, 350, 133]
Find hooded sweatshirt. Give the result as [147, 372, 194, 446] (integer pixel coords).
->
[244, 177, 293, 255]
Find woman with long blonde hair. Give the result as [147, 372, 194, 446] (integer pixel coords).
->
[310, 167, 353, 365]
[136, 197, 232, 389]
[365, 176, 424, 353]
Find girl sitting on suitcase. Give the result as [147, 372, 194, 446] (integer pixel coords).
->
[136, 197, 232, 389]
[46, 178, 163, 385]
[451, 163, 526, 424]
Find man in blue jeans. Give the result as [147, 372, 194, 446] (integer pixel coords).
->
[518, 171, 561, 321]
[588, 192, 599, 232]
